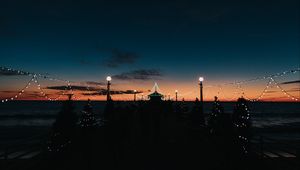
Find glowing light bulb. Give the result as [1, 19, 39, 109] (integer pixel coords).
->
[199, 77, 204, 82]
[106, 76, 112, 81]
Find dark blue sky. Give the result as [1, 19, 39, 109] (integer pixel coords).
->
[1, 0, 299, 83]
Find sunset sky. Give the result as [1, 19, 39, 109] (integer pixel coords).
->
[0, 0, 299, 101]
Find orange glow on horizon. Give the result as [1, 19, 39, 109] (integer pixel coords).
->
[1, 71, 299, 102]
[1, 80, 299, 102]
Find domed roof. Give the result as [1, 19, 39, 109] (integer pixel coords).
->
[148, 90, 163, 97]
[148, 82, 164, 101]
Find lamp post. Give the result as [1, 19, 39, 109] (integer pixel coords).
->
[134, 90, 137, 101]
[199, 77, 204, 114]
[106, 76, 111, 101]
[175, 90, 178, 102]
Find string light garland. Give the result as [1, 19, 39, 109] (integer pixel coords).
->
[0, 74, 78, 102]
[211, 68, 299, 101]
[47, 132, 72, 152]
[233, 98, 251, 154]
[237, 78, 273, 102]
[207, 83, 242, 101]
[207, 68, 299, 101]
[270, 77, 299, 101]
[1, 66, 299, 101]
[0, 67, 80, 101]
[217, 84, 241, 101]
[33, 75, 68, 101]
[217, 68, 300, 86]
[1, 76, 35, 103]
[0, 66, 70, 83]
[0, 66, 32, 76]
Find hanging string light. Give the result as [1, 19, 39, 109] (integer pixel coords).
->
[0, 76, 35, 103]
[47, 133, 71, 152]
[1, 66, 299, 101]
[65, 81, 81, 101]
[33, 75, 68, 101]
[84, 84, 95, 100]
[270, 77, 299, 101]
[217, 85, 240, 101]
[237, 78, 273, 102]
[208, 68, 300, 87]
[0, 66, 32, 76]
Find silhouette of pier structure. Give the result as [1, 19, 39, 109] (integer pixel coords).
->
[0, 82, 299, 170]
[1, 67, 299, 102]
[0, 67, 299, 170]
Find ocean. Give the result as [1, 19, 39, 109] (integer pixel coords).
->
[0, 100, 299, 160]
[0, 101, 299, 127]
[0, 101, 299, 142]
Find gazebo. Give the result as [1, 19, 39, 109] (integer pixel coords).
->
[148, 82, 164, 101]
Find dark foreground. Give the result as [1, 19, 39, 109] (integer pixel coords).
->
[0, 99, 299, 170]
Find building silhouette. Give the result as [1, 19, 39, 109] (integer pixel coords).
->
[148, 82, 164, 102]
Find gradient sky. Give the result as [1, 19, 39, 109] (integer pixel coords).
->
[0, 0, 299, 101]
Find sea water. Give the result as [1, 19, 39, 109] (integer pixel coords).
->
[0, 101, 299, 127]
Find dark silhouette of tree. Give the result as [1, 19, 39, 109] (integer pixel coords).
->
[77, 99, 100, 170]
[103, 99, 115, 124]
[208, 96, 224, 134]
[174, 102, 183, 118]
[47, 95, 77, 153]
[190, 98, 205, 127]
[181, 100, 189, 118]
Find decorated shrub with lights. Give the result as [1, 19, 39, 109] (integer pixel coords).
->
[47, 95, 78, 153]
[79, 99, 98, 128]
[232, 97, 251, 154]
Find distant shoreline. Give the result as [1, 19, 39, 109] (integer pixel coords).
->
[1, 100, 300, 103]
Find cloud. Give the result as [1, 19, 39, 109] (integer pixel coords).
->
[0, 68, 29, 76]
[103, 48, 139, 68]
[46, 85, 100, 91]
[82, 89, 143, 96]
[280, 80, 300, 85]
[84, 81, 106, 86]
[286, 88, 300, 92]
[113, 69, 163, 80]
[265, 90, 277, 94]
[0, 90, 16, 93]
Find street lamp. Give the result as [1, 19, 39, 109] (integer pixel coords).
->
[106, 76, 112, 82]
[199, 77, 204, 82]
[199, 77, 204, 113]
[175, 90, 178, 102]
[134, 90, 137, 101]
[106, 76, 111, 101]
